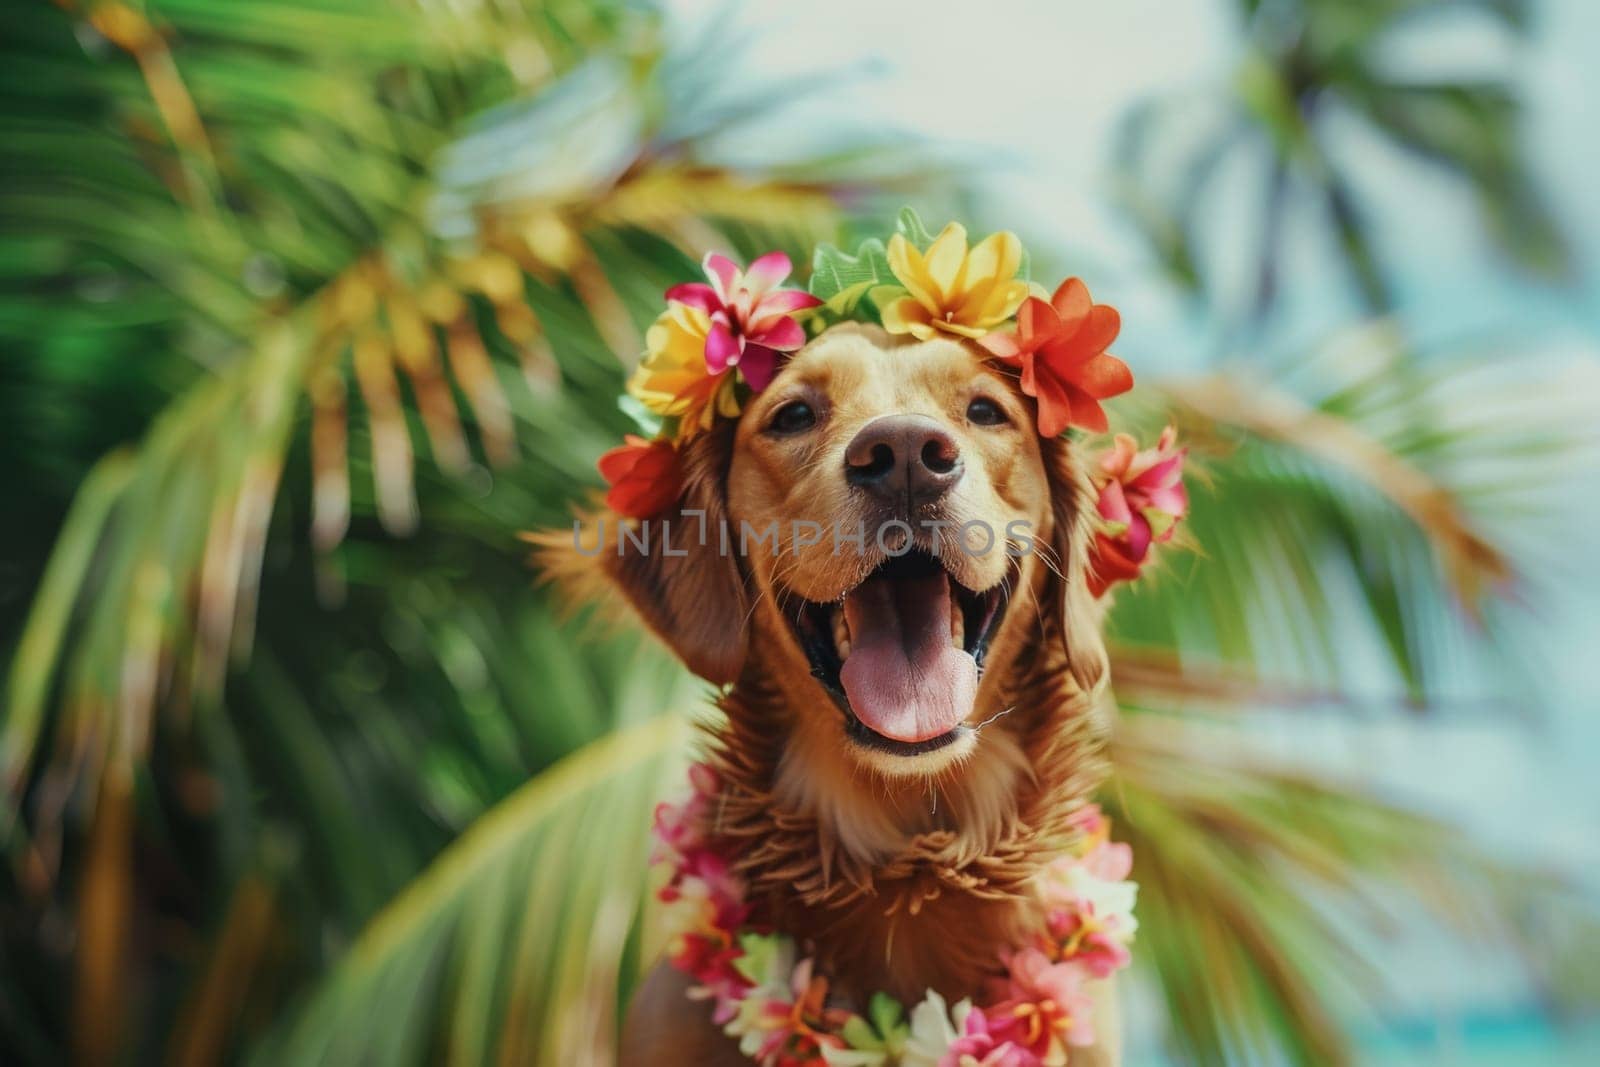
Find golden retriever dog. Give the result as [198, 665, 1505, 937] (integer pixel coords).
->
[545, 322, 1119, 1065]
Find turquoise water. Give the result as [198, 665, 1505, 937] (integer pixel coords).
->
[1366, 1015, 1600, 1066]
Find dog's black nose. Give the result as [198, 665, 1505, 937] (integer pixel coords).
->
[844, 414, 963, 505]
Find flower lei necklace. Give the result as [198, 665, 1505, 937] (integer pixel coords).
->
[595, 209, 1189, 598]
[652, 764, 1139, 1067]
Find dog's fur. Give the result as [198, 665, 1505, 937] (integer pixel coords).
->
[541, 324, 1120, 1064]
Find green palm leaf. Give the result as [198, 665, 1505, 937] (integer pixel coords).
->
[0, 2, 936, 1060]
[246, 714, 689, 1067]
[1106, 325, 1600, 702]
[1113, 0, 1566, 316]
[0, 0, 917, 818]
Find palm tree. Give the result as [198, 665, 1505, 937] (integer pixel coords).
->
[0, 1, 932, 1060]
[1, 1, 1593, 1065]
[1114, 0, 1568, 321]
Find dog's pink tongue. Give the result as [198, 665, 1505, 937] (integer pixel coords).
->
[838, 573, 977, 743]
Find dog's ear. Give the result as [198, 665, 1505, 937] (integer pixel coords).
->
[1042, 436, 1109, 695]
[534, 423, 749, 686]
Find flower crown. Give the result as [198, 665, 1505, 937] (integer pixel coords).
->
[599, 209, 1188, 596]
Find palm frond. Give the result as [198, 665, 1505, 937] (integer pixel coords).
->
[1116, 0, 1563, 318]
[245, 714, 687, 1067]
[0, 7, 938, 1059]
[1, 0, 924, 833]
[1105, 324, 1600, 701]
[4, 318, 307, 797]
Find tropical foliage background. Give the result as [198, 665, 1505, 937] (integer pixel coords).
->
[2, 0, 1596, 1064]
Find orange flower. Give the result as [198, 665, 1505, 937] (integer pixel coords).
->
[597, 434, 681, 518]
[979, 278, 1132, 436]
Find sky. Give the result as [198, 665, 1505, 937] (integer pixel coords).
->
[664, 0, 1600, 1057]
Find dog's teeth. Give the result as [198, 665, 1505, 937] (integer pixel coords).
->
[832, 610, 851, 660]
[950, 597, 965, 650]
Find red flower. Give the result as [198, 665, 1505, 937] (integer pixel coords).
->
[597, 434, 681, 519]
[978, 278, 1132, 436]
[1087, 427, 1188, 597]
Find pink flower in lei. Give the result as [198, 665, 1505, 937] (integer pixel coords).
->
[940, 1004, 1038, 1067]
[652, 761, 719, 863]
[1036, 810, 1139, 981]
[1066, 803, 1111, 845]
[982, 948, 1096, 1064]
[665, 251, 823, 391]
[660, 852, 751, 1023]
[1041, 906, 1131, 980]
[653, 765, 754, 1023]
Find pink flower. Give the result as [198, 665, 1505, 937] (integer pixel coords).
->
[1038, 832, 1139, 981]
[1088, 426, 1189, 597]
[983, 949, 1096, 1063]
[660, 858, 751, 1023]
[652, 765, 755, 1024]
[1042, 907, 1132, 980]
[940, 1004, 1040, 1067]
[652, 798, 703, 864]
[1081, 840, 1133, 883]
[1065, 804, 1109, 851]
[1063, 804, 1132, 880]
[651, 763, 720, 865]
[687, 761, 719, 798]
[661, 851, 746, 927]
[666, 251, 822, 391]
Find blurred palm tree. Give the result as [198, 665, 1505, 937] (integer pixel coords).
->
[1114, 0, 1568, 321]
[1, 1, 1594, 1065]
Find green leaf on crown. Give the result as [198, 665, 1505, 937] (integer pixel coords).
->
[808, 235, 893, 315]
[809, 206, 936, 318]
[894, 205, 938, 248]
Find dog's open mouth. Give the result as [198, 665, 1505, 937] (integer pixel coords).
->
[792, 549, 1009, 756]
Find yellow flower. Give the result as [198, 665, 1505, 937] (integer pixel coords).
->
[628, 303, 741, 437]
[880, 222, 1028, 340]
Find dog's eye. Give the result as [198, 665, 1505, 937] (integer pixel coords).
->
[966, 397, 1008, 426]
[769, 400, 817, 435]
